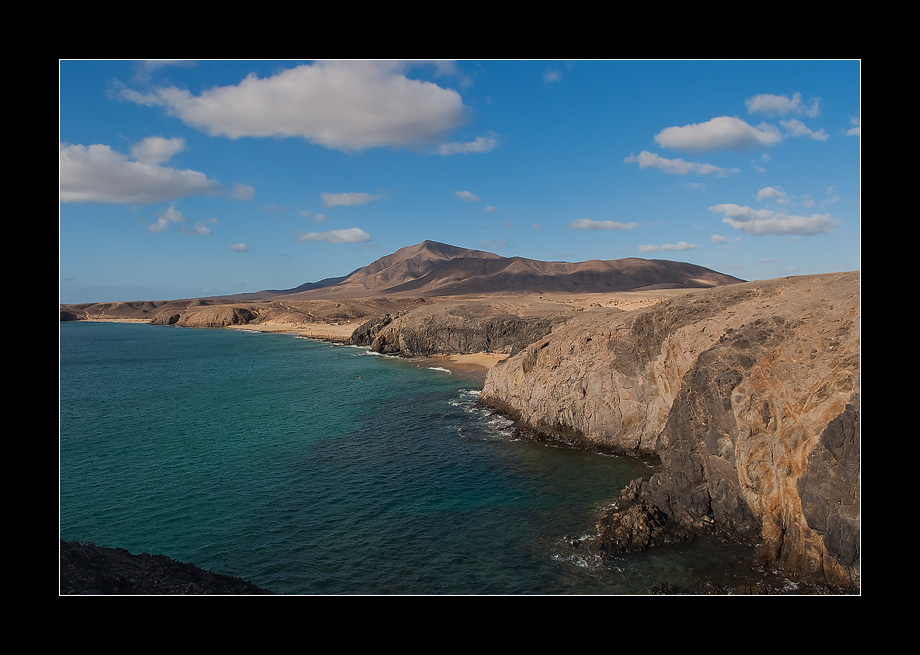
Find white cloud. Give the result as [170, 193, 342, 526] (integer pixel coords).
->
[438, 132, 499, 155]
[569, 218, 639, 230]
[229, 243, 250, 253]
[60, 142, 221, 205]
[746, 92, 820, 118]
[638, 241, 699, 253]
[180, 220, 214, 236]
[231, 183, 255, 201]
[321, 191, 379, 207]
[756, 186, 788, 202]
[146, 204, 215, 235]
[847, 116, 860, 137]
[624, 151, 738, 176]
[130, 136, 186, 165]
[711, 234, 741, 245]
[147, 204, 185, 233]
[121, 61, 468, 152]
[781, 118, 828, 141]
[455, 190, 480, 202]
[654, 116, 782, 153]
[296, 227, 371, 243]
[710, 203, 839, 236]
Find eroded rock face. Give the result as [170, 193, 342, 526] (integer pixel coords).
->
[481, 272, 860, 589]
[150, 305, 256, 328]
[351, 303, 567, 357]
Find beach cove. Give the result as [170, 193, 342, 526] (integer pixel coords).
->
[60, 320, 777, 594]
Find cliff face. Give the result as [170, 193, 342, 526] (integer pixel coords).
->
[348, 301, 568, 357]
[480, 272, 860, 589]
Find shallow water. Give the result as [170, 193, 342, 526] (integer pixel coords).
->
[60, 321, 763, 594]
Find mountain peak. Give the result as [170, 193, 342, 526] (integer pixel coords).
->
[272, 240, 744, 299]
[397, 240, 504, 260]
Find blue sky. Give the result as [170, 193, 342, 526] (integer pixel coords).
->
[60, 59, 860, 304]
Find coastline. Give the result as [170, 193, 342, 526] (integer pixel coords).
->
[69, 318, 503, 383]
[414, 352, 504, 384]
[223, 321, 503, 382]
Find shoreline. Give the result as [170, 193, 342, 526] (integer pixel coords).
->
[69, 318, 504, 383]
[223, 322, 506, 379]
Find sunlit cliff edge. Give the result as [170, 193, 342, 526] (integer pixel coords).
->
[481, 271, 860, 590]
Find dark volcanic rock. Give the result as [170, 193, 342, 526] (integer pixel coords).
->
[59, 540, 274, 595]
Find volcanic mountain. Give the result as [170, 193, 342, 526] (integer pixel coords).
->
[234, 240, 744, 301]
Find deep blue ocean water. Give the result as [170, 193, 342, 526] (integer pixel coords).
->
[60, 321, 761, 595]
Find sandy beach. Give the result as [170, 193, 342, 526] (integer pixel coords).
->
[223, 321, 502, 381]
[224, 321, 361, 341]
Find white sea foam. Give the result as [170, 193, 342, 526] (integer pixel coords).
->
[427, 366, 452, 374]
[358, 349, 399, 359]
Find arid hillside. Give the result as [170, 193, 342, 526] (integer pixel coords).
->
[60, 241, 744, 339]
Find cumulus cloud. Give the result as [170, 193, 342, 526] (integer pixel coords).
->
[321, 191, 379, 207]
[710, 203, 839, 236]
[654, 116, 782, 154]
[569, 218, 639, 230]
[746, 92, 820, 118]
[146, 204, 216, 235]
[60, 141, 221, 205]
[130, 136, 186, 165]
[455, 190, 480, 202]
[438, 132, 499, 155]
[296, 227, 371, 243]
[624, 151, 738, 176]
[120, 60, 469, 152]
[756, 186, 788, 202]
[847, 116, 860, 137]
[147, 204, 185, 233]
[180, 219, 215, 236]
[781, 118, 828, 141]
[229, 243, 250, 253]
[638, 241, 699, 253]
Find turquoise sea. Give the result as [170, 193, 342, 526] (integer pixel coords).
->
[60, 321, 761, 595]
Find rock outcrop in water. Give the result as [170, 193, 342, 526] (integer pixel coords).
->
[480, 271, 860, 590]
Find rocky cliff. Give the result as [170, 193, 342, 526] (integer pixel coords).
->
[348, 300, 569, 357]
[480, 272, 860, 590]
[59, 540, 273, 595]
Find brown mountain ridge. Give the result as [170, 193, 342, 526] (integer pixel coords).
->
[218, 240, 745, 301]
[60, 241, 745, 329]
